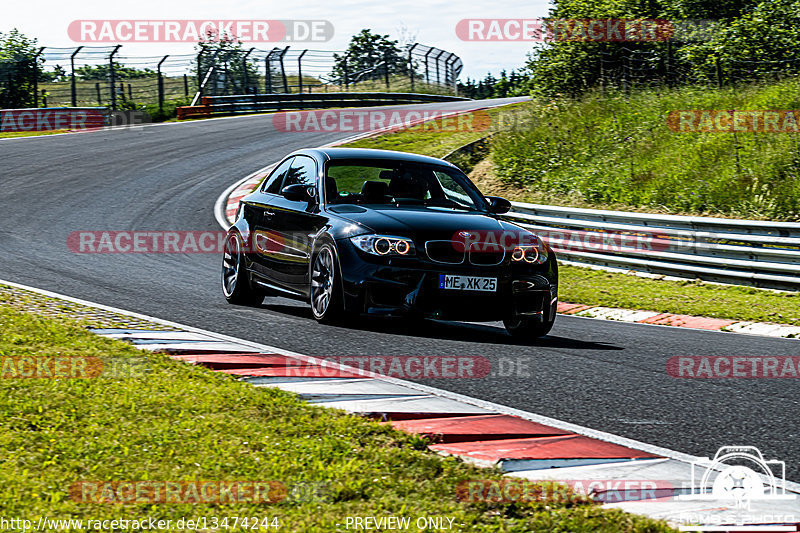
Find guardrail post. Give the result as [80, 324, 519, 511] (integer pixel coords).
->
[157, 55, 169, 112]
[109, 45, 121, 110]
[70, 46, 83, 107]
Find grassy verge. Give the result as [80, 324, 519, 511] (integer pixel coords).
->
[0, 130, 69, 139]
[343, 103, 526, 158]
[489, 82, 800, 221]
[560, 265, 800, 326]
[0, 304, 673, 532]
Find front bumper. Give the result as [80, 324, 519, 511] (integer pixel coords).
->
[337, 239, 558, 322]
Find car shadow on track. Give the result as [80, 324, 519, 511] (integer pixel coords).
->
[258, 300, 622, 351]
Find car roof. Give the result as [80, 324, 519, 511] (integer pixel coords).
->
[290, 147, 456, 167]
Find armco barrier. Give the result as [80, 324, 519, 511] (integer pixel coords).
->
[504, 203, 800, 290]
[177, 92, 470, 119]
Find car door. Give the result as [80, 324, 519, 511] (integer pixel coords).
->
[245, 156, 294, 281]
[262, 155, 328, 293]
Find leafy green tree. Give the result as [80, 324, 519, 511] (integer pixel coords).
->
[193, 30, 259, 95]
[526, 0, 776, 95]
[0, 28, 42, 108]
[331, 29, 406, 83]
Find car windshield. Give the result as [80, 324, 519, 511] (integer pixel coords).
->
[324, 159, 488, 212]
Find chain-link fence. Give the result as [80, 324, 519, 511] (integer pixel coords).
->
[584, 45, 800, 93]
[1, 43, 463, 111]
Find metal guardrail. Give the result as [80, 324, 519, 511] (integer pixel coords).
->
[177, 92, 470, 119]
[503, 203, 800, 290]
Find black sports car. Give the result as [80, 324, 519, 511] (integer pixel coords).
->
[222, 148, 558, 339]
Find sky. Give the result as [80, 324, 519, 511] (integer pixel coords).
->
[4, 0, 552, 80]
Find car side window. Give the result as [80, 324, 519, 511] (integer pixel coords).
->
[283, 156, 318, 190]
[263, 157, 295, 194]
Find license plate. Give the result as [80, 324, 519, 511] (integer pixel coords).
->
[439, 274, 497, 292]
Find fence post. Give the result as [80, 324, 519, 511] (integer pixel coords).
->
[446, 54, 457, 95]
[279, 46, 289, 93]
[434, 49, 445, 86]
[109, 45, 121, 110]
[70, 46, 83, 107]
[242, 47, 254, 93]
[157, 55, 168, 112]
[265, 49, 273, 93]
[297, 49, 307, 97]
[95, 82, 102, 105]
[196, 46, 206, 98]
[343, 55, 349, 90]
[383, 49, 390, 89]
[666, 40, 673, 87]
[424, 49, 433, 85]
[41, 89, 47, 108]
[408, 43, 417, 91]
[715, 56, 723, 88]
[183, 74, 189, 96]
[33, 47, 44, 107]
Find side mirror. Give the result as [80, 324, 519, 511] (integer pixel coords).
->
[281, 183, 314, 203]
[485, 196, 511, 214]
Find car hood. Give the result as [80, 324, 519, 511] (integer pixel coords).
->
[328, 204, 524, 241]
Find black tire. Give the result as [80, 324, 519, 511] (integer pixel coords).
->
[503, 315, 555, 341]
[309, 242, 346, 323]
[221, 233, 264, 306]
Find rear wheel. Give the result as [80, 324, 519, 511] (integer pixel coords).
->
[504, 315, 555, 341]
[310, 243, 345, 323]
[221, 233, 264, 306]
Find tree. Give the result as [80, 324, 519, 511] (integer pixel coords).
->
[331, 29, 406, 84]
[0, 28, 42, 108]
[194, 29, 259, 95]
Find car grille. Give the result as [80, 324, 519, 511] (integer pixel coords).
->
[425, 240, 465, 264]
[424, 240, 506, 266]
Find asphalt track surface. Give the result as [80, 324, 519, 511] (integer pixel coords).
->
[2, 97, 799, 479]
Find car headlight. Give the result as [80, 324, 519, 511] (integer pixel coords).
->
[511, 235, 548, 264]
[350, 235, 415, 257]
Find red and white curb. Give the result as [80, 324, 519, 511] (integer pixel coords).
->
[3, 278, 799, 531]
[557, 303, 800, 339]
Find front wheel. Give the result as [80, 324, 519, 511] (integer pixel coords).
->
[504, 315, 555, 341]
[310, 243, 346, 323]
[221, 233, 264, 306]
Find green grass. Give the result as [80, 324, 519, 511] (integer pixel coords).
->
[490, 80, 800, 221]
[344, 104, 522, 158]
[0, 305, 674, 532]
[0, 130, 69, 139]
[560, 265, 800, 326]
